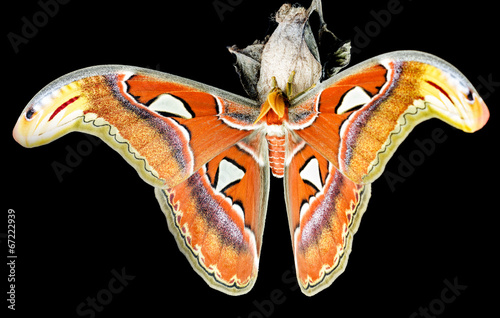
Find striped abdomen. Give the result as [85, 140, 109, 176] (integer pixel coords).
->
[267, 135, 285, 177]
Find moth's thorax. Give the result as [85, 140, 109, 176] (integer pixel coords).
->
[265, 104, 287, 125]
[265, 123, 286, 137]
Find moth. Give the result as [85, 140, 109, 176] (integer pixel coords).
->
[12, 0, 489, 296]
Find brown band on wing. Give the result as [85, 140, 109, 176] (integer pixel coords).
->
[285, 144, 370, 295]
[79, 74, 194, 187]
[337, 61, 426, 183]
[158, 142, 268, 294]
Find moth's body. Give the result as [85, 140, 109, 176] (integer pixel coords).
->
[244, 2, 324, 177]
[260, 92, 289, 177]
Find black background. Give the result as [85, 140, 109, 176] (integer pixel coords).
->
[3, 0, 498, 317]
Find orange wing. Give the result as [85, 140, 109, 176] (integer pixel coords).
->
[156, 132, 269, 294]
[288, 51, 489, 184]
[12, 65, 268, 295]
[284, 144, 370, 295]
[13, 65, 261, 188]
[284, 51, 489, 295]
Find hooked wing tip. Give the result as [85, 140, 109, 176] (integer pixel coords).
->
[12, 108, 34, 148]
[466, 95, 489, 133]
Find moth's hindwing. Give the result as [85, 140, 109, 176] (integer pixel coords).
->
[285, 144, 371, 296]
[13, 65, 267, 295]
[156, 132, 269, 295]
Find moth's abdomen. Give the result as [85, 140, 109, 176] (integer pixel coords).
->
[267, 135, 285, 177]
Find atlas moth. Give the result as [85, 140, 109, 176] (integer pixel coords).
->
[12, 0, 489, 296]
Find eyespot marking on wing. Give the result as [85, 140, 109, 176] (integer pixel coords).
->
[336, 86, 372, 114]
[148, 94, 195, 119]
[299, 157, 322, 192]
[215, 158, 246, 193]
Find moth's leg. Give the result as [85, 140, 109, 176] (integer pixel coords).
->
[286, 71, 295, 97]
[271, 76, 278, 89]
[291, 85, 316, 101]
[286, 71, 316, 101]
[286, 71, 316, 100]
